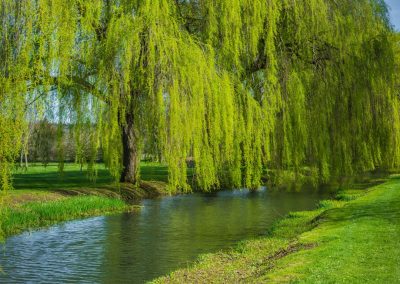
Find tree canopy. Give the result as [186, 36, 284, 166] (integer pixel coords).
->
[0, 0, 399, 192]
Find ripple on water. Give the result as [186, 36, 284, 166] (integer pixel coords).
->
[0, 188, 329, 283]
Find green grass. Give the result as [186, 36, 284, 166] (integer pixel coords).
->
[0, 162, 170, 238]
[0, 193, 5, 242]
[12, 162, 169, 190]
[153, 177, 400, 283]
[2, 196, 137, 237]
[267, 177, 400, 283]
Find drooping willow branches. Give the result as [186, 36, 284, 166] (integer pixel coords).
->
[0, 0, 399, 193]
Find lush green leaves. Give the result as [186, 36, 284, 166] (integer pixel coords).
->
[0, 0, 399, 192]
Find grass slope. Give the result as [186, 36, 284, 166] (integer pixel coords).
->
[154, 177, 400, 283]
[2, 196, 136, 237]
[268, 177, 400, 283]
[1, 162, 170, 238]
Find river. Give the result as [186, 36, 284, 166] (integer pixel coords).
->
[0, 187, 331, 283]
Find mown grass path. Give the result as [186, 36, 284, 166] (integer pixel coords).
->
[155, 177, 400, 283]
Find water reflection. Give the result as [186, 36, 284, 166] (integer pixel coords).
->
[0, 187, 330, 283]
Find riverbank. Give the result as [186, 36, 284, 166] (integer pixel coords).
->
[154, 176, 400, 283]
[1, 163, 172, 238]
[2, 195, 138, 237]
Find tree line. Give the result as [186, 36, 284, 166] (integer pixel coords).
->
[16, 120, 103, 170]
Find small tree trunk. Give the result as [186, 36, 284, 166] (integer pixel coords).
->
[120, 112, 140, 184]
[20, 150, 24, 168]
[24, 151, 28, 169]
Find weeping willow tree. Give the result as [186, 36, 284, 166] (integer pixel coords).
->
[0, 0, 399, 194]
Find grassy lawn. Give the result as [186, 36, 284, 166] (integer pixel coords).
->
[153, 176, 400, 283]
[12, 162, 169, 190]
[7, 162, 170, 203]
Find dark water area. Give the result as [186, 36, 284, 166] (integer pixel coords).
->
[0, 187, 332, 283]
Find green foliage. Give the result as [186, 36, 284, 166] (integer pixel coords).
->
[0, 191, 5, 241]
[1, 0, 399, 192]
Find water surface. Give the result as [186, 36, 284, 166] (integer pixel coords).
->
[0, 187, 330, 283]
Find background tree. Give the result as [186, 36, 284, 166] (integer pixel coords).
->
[30, 120, 57, 168]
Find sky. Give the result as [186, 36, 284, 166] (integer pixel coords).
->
[386, 0, 400, 30]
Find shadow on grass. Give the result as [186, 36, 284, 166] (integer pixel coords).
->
[12, 163, 169, 193]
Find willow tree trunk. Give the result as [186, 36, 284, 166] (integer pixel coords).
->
[120, 112, 140, 184]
